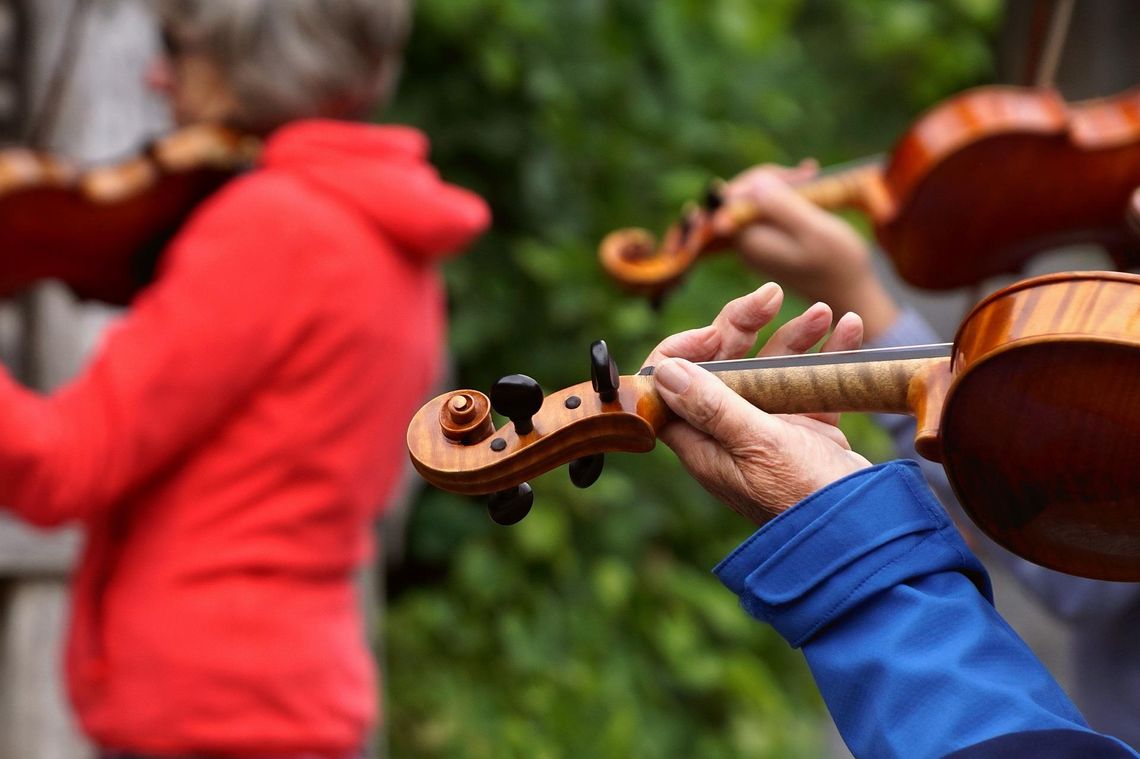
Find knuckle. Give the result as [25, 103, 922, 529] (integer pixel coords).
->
[688, 383, 725, 428]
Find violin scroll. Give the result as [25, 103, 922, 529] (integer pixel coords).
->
[597, 181, 738, 300]
[407, 341, 665, 523]
[438, 390, 494, 443]
[597, 227, 677, 297]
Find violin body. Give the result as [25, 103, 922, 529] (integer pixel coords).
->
[882, 86, 1140, 288]
[937, 270, 1140, 579]
[601, 85, 1140, 298]
[0, 125, 258, 304]
[409, 271, 1140, 580]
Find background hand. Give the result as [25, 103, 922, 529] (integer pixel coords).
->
[646, 284, 872, 525]
[712, 162, 900, 341]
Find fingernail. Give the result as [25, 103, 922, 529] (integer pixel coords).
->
[654, 359, 692, 394]
[809, 301, 831, 320]
[756, 282, 780, 306]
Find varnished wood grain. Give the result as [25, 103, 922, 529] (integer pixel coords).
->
[940, 271, 1140, 580]
[882, 88, 1140, 288]
[407, 377, 663, 495]
[714, 358, 933, 415]
[0, 125, 258, 304]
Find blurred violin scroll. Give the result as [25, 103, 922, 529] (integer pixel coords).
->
[0, 124, 259, 305]
[601, 85, 1140, 300]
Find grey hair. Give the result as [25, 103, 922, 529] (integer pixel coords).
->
[157, 0, 411, 132]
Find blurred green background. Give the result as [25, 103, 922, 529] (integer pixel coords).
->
[384, 1, 1000, 756]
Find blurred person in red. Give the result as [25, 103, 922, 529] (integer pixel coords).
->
[0, 1, 489, 757]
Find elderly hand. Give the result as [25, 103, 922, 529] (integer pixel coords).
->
[645, 283, 872, 525]
[713, 161, 899, 341]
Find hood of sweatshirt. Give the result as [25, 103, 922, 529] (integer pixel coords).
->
[260, 119, 490, 262]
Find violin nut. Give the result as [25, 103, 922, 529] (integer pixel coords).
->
[439, 390, 494, 444]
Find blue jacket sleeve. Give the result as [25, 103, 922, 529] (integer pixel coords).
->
[714, 461, 1138, 759]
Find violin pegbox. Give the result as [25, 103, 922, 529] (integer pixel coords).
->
[406, 340, 666, 524]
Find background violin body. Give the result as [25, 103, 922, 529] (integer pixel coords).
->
[884, 85, 1140, 288]
[0, 125, 258, 305]
[601, 85, 1140, 299]
[409, 271, 1140, 581]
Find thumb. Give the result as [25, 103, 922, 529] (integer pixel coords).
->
[653, 358, 778, 451]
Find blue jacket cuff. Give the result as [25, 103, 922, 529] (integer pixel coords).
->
[713, 460, 990, 648]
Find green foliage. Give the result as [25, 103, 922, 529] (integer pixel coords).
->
[384, 1, 999, 756]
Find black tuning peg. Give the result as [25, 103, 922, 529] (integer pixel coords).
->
[703, 178, 726, 211]
[487, 482, 534, 525]
[590, 340, 620, 402]
[678, 201, 698, 245]
[490, 374, 543, 434]
[569, 454, 605, 489]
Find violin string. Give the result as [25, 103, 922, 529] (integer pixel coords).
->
[1034, 0, 1074, 90]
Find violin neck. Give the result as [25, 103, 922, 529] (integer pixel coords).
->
[717, 156, 886, 231]
[683, 344, 950, 416]
[794, 158, 884, 214]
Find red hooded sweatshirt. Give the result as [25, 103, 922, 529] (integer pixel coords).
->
[0, 120, 488, 755]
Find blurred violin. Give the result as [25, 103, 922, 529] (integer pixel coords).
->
[600, 85, 1140, 299]
[409, 270, 1140, 581]
[0, 124, 259, 304]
